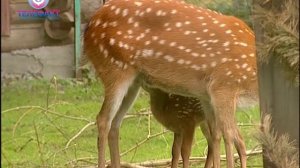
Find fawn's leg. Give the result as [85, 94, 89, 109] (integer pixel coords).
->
[209, 85, 238, 168]
[202, 100, 222, 168]
[234, 130, 247, 168]
[108, 83, 140, 168]
[97, 70, 137, 168]
[181, 126, 195, 168]
[200, 121, 213, 168]
[172, 133, 183, 168]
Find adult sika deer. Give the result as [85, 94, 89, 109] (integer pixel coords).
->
[84, 0, 257, 167]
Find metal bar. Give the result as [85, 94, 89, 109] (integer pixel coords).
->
[74, 0, 81, 77]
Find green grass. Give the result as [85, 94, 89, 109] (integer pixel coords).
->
[1, 79, 263, 167]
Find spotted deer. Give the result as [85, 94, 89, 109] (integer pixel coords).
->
[147, 88, 248, 168]
[83, 0, 258, 167]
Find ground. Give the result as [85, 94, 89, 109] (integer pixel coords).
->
[1, 78, 263, 167]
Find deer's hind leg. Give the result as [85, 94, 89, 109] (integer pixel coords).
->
[96, 68, 138, 168]
[108, 82, 141, 168]
[208, 83, 239, 168]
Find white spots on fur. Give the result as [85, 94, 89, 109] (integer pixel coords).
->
[134, 2, 142, 6]
[146, 8, 152, 13]
[115, 8, 121, 15]
[241, 54, 247, 59]
[176, 22, 183, 27]
[177, 59, 185, 64]
[156, 10, 163, 16]
[152, 36, 159, 41]
[225, 30, 232, 34]
[242, 75, 247, 79]
[198, 16, 204, 20]
[164, 55, 174, 62]
[191, 52, 199, 57]
[136, 33, 145, 41]
[134, 22, 139, 27]
[198, 40, 206, 45]
[127, 30, 133, 34]
[117, 31, 122, 35]
[166, 27, 172, 31]
[221, 58, 227, 63]
[202, 23, 207, 26]
[109, 21, 118, 27]
[203, 29, 208, 32]
[184, 31, 191, 35]
[102, 22, 108, 28]
[226, 71, 232, 76]
[219, 24, 226, 27]
[99, 44, 104, 52]
[191, 65, 201, 70]
[185, 21, 191, 25]
[241, 63, 248, 68]
[210, 39, 219, 43]
[202, 43, 208, 47]
[249, 53, 255, 57]
[210, 33, 216, 36]
[122, 9, 129, 17]
[234, 42, 248, 47]
[201, 54, 206, 58]
[164, 23, 170, 27]
[155, 51, 163, 57]
[209, 53, 215, 57]
[145, 28, 151, 33]
[213, 20, 219, 24]
[103, 50, 108, 58]
[100, 33, 106, 39]
[178, 46, 185, 50]
[169, 42, 177, 47]
[118, 41, 124, 48]
[128, 17, 134, 24]
[95, 19, 101, 26]
[144, 41, 151, 45]
[171, 9, 178, 14]
[246, 67, 252, 71]
[142, 49, 154, 57]
[185, 60, 192, 65]
[110, 5, 116, 10]
[185, 49, 192, 53]
[210, 61, 217, 67]
[159, 39, 166, 45]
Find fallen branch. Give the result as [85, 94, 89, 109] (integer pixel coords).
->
[119, 130, 169, 158]
[65, 122, 95, 148]
[1, 105, 91, 122]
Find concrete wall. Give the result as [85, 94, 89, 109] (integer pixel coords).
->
[1, 44, 75, 80]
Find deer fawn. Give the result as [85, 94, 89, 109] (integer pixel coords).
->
[84, 0, 257, 167]
[147, 88, 248, 168]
